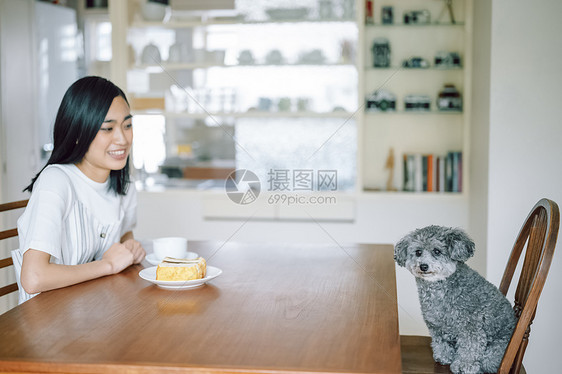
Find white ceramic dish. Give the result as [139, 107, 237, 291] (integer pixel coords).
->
[145, 252, 198, 266]
[139, 266, 222, 290]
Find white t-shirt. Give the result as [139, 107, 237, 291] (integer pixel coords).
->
[12, 164, 137, 303]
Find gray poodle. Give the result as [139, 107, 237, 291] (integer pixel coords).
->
[395, 225, 516, 374]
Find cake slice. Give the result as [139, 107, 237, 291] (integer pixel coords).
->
[156, 257, 207, 281]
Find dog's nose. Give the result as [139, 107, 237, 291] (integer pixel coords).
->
[420, 264, 429, 272]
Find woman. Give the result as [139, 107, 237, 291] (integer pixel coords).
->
[13, 76, 146, 303]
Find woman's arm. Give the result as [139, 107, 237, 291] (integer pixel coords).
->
[20, 241, 138, 295]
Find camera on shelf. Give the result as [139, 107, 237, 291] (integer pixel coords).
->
[402, 56, 429, 68]
[404, 95, 431, 111]
[403, 9, 430, 25]
[437, 84, 462, 111]
[366, 90, 396, 112]
[434, 51, 462, 68]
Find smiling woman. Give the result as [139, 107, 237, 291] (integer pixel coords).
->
[12, 76, 146, 304]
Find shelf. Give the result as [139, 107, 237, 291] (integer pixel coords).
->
[365, 67, 463, 71]
[117, 0, 472, 196]
[130, 18, 357, 29]
[360, 0, 472, 193]
[132, 110, 355, 119]
[364, 110, 462, 115]
[365, 22, 464, 28]
[132, 62, 357, 71]
[360, 190, 466, 198]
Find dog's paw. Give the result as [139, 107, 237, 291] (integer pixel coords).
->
[431, 341, 455, 365]
[432, 351, 453, 365]
[450, 360, 482, 374]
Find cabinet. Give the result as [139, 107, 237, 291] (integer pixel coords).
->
[358, 0, 472, 193]
[110, 0, 471, 195]
[110, 0, 358, 190]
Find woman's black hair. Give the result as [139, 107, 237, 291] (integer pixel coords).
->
[24, 76, 131, 195]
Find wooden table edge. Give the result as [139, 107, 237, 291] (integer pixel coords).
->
[0, 360, 402, 374]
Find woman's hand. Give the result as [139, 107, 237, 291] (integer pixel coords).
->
[101, 242, 137, 274]
[119, 232, 146, 265]
[122, 239, 146, 264]
[102, 239, 146, 274]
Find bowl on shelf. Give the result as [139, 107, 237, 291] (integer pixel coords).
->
[141, 0, 168, 22]
[265, 7, 309, 20]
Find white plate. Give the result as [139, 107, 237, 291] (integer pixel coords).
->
[145, 252, 198, 266]
[139, 266, 222, 290]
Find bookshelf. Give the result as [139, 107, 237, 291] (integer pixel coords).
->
[358, 0, 472, 194]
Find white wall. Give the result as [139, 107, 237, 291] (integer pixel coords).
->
[468, 0, 491, 276]
[485, 0, 562, 372]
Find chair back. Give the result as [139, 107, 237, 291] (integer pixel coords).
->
[498, 198, 560, 374]
[0, 199, 28, 298]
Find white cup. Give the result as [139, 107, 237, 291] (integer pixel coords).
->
[152, 237, 188, 260]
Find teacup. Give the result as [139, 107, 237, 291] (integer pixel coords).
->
[153, 237, 188, 260]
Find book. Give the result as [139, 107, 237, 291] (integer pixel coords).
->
[402, 151, 462, 193]
[403, 154, 414, 192]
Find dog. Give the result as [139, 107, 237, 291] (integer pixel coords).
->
[395, 225, 516, 374]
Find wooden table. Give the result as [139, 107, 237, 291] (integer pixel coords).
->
[0, 242, 401, 374]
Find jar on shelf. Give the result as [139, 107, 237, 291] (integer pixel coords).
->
[382, 6, 393, 24]
[437, 84, 462, 111]
[371, 38, 390, 68]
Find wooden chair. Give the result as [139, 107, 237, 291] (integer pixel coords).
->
[0, 199, 28, 298]
[401, 198, 560, 374]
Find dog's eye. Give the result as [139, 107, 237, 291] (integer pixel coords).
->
[433, 248, 441, 256]
[415, 250, 422, 257]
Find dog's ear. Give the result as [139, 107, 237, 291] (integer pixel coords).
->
[446, 227, 475, 262]
[394, 235, 411, 267]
